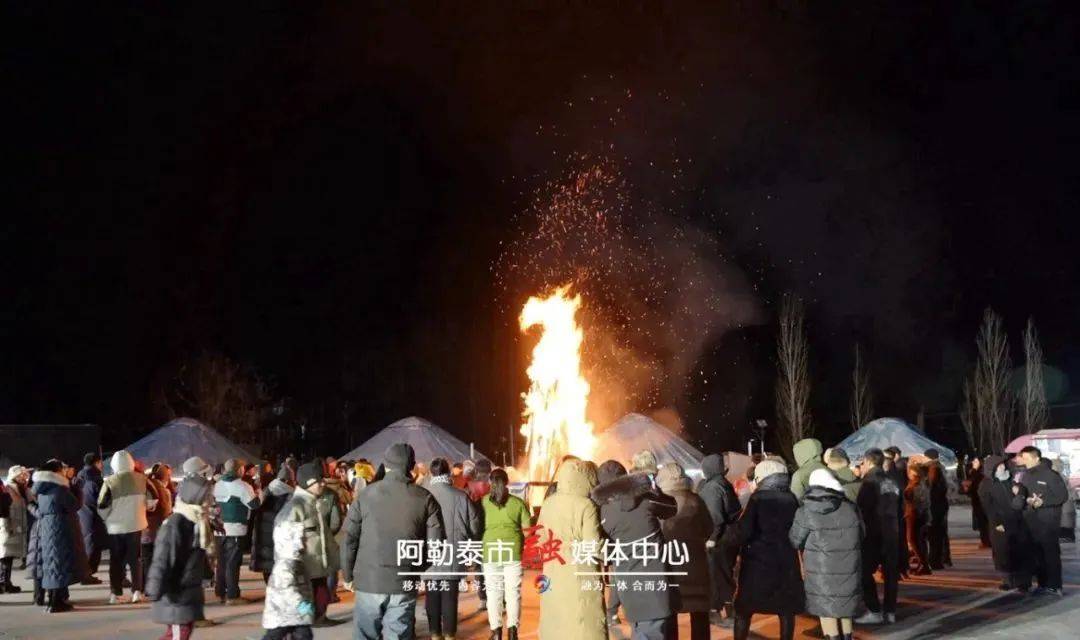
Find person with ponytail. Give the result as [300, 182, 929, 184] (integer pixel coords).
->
[480, 468, 531, 640]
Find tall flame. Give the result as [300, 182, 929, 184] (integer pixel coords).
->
[519, 286, 596, 481]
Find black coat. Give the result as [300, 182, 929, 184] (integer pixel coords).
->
[74, 465, 107, 556]
[697, 454, 741, 545]
[29, 472, 85, 589]
[978, 461, 1028, 573]
[340, 469, 444, 594]
[426, 477, 482, 572]
[1018, 460, 1069, 534]
[145, 512, 206, 625]
[857, 467, 902, 549]
[249, 478, 293, 573]
[789, 486, 863, 617]
[926, 462, 949, 521]
[660, 486, 713, 613]
[591, 470, 678, 623]
[732, 473, 804, 616]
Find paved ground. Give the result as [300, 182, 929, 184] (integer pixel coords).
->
[2, 506, 1078, 639]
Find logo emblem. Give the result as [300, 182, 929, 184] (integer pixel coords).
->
[534, 574, 550, 594]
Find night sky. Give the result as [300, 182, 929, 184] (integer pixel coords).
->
[10, 3, 1080, 458]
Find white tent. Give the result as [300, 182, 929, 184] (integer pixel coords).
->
[341, 416, 490, 467]
[836, 417, 958, 467]
[122, 417, 258, 471]
[594, 413, 705, 472]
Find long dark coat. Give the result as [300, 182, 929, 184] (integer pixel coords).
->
[591, 463, 678, 624]
[732, 473, 804, 616]
[697, 454, 742, 607]
[789, 486, 863, 617]
[146, 512, 206, 625]
[660, 484, 713, 613]
[75, 465, 107, 560]
[28, 471, 85, 589]
[979, 457, 1030, 574]
[249, 478, 293, 573]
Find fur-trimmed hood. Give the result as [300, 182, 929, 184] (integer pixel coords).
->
[590, 471, 654, 511]
[32, 470, 69, 487]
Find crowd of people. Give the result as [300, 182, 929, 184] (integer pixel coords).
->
[0, 437, 1073, 640]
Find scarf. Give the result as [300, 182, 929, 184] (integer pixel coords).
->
[173, 499, 213, 553]
[430, 474, 452, 486]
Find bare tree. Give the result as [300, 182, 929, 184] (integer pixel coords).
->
[1022, 317, 1049, 434]
[160, 351, 271, 444]
[850, 343, 874, 431]
[967, 308, 1013, 454]
[775, 293, 812, 458]
[960, 377, 980, 453]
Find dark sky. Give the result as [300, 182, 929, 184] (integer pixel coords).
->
[10, 2, 1080, 457]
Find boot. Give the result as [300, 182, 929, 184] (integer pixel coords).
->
[507, 626, 518, 640]
[489, 628, 502, 640]
[842, 634, 853, 640]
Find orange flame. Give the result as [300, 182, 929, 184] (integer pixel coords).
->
[519, 286, 596, 481]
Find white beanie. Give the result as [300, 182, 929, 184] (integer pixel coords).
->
[809, 468, 844, 493]
[753, 459, 787, 483]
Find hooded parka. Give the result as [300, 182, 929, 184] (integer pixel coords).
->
[790, 439, 827, 499]
[250, 476, 294, 574]
[656, 466, 713, 613]
[591, 462, 678, 624]
[537, 459, 607, 640]
[29, 470, 85, 589]
[789, 485, 863, 617]
[697, 454, 741, 607]
[978, 455, 1030, 576]
[145, 477, 212, 625]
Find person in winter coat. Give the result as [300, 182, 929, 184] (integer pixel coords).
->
[426, 457, 482, 640]
[261, 520, 316, 640]
[903, 464, 932, 575]
[317, 460, 349, 602]
[0, 465, 29, 592]
[731, 459, 804, 640]
[275, 462, 337, 625]
[823, 449, 861, 503]
[340, 443, 445, 640]
[924, 450, 951, 570]
[466, 458, 493, 611]
[1050, 458, 1076, 542]
[75, 453, 108, 577]
[978, 455, 1032, 591]
[790, 438, 827, 500]
[790, 469, 863, 640]
[28, 460, 84, 612]
[212, 458, 261, 604]
[145, 474, 213, 640]
[656, 463, 713, 640]
[1017, 446, 1069, 594]
[965, 457, 991, 547]
[481, 468, 532, 640]
[854, 449, 902, 625]
[98, 450, 156, 604]
[696, 453, 741, 621]
[251, 466, 295, 581]
[536, 458, 606, 640]
[142, 463, 174, 596]
[591, 460, 678, 640]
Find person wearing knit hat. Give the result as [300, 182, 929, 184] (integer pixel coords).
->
[274, 461, 336, 625]
[790, 468, 863, 640]
[753, 459, 788, 484]
[181, 456, 212, 479]
[732, 454, 803, 639]
[341, 443, 444, 640]
[655, 463, 713, 637]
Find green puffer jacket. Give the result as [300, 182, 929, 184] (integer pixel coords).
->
[790, 438, 827, 499]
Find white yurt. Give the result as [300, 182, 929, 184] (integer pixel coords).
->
[836, 417, 958, 467]
[341, 416, 490, 467]
[593, 413, 706, 473]
[122, 417, 258, 471]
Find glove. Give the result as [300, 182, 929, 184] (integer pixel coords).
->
[297, 600, 315, 617]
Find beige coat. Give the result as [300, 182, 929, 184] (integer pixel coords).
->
[537, 460, 606, 640]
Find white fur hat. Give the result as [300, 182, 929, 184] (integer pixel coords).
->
[809, 468, 844, 493]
